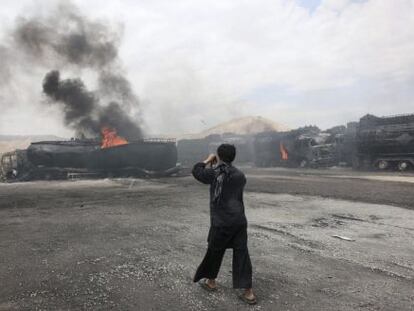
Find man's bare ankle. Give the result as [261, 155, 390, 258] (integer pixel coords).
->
[244, 288, 255, 298]
[207, 279, 216, 288]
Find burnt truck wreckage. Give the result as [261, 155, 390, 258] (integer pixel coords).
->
[177, 113, 414, 172]
[253, 113, 414, 171]
[177, 127, 345, 168]
[0, 139, 179, 182]
[353, 114, 414, 171]
[3, 113, 414, 181]
[253, 125, 352, 168]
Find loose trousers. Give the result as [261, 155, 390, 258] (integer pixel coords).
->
[193, 225, 252, 289]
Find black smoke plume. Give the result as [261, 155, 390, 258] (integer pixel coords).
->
[11, 2, 143, 139]
[43, 70, 142, 140]
[14, 3, 119, 68]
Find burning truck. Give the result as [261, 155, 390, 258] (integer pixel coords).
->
[253, 126, 344, 168]
[253, 113, 414, 172]
[0, 71, 180, 182]
[0, 7, 186, 182]
[0, 128, 179, 182]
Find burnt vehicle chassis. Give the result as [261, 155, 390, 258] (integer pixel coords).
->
[353, 114, 414, 171]
[0, 139, 179, 182]
[253, 126, 343, 168]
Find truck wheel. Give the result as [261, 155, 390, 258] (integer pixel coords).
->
[398, 161, 410, 171]
[377, 160, 388, 170]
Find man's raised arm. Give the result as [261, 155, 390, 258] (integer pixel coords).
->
[192, 154, 217, 184]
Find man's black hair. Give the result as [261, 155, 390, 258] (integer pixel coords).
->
[217, 144, 236, 163]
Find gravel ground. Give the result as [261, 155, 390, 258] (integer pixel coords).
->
[0, 168, 413, 310]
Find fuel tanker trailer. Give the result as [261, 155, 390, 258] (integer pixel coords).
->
[1, 136, 179, 181]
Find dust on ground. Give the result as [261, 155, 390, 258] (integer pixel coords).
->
[0, 168, 413, 310]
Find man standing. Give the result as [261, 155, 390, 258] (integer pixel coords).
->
[192, 144, 256, 305]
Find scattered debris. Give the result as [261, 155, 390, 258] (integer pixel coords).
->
[332, 235, 355, 242]
[332, 214, 364, 222]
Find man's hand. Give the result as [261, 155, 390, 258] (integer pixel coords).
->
[203, 154, 217, 166]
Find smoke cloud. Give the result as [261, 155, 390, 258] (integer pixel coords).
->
[14, 6, 119, 69]
[2, 2, 143, 139]
[42, 70, 142, 139]
[3, 1, 413, 136]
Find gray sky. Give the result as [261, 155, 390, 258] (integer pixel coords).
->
[0, 0, 413, 137]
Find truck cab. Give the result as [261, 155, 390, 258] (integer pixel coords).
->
[0, 150, 30, 181]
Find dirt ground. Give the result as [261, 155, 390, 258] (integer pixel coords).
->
[0, 167, 413, 310]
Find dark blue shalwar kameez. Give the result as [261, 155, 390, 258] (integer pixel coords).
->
[192, 162, 252, 289]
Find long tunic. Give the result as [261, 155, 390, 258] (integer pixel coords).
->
[192, 162, 247, 227]
[192, 162, 252, 288]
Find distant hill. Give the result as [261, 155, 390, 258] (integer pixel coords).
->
[0, 135, 64, 154]
[180, 116, 289, 139]
[0, 135, 63, 142]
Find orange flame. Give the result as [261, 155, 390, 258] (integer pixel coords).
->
[101, 127, 128, 149]
[280, 142, 288, 160]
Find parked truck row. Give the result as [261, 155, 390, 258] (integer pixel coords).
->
[2, 113, 413, 182]
[177, 113, 414, 172]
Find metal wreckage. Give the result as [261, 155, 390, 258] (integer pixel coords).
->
[178, 113, 414, 172]
[254, 113, 414, 170]
[177, 125, 355, 169]
[2, 113, 414, 182]
[0, 128, 179, 182]
[353, 113, 414, 170]
[253, 124, 356, 168]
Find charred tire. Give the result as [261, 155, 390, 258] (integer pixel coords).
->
[397, 161, 410, 171]
[377, 160, 389, 170]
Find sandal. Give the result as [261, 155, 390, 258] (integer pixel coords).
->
[199, 280, 217, 292]
[238, 293, 257, 305]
